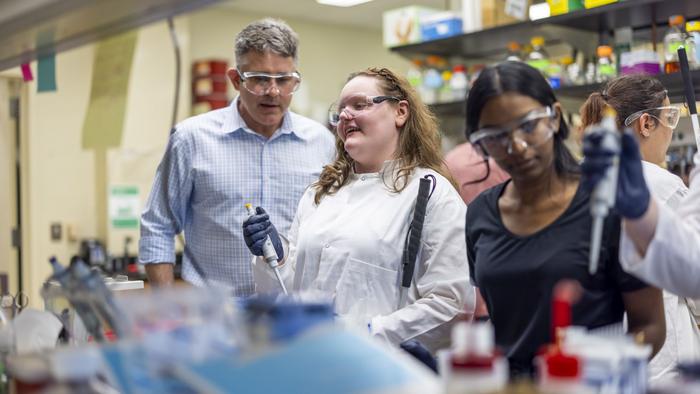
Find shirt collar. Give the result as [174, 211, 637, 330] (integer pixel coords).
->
[221, 96, 307, 140]
[350, 160, 402, 185]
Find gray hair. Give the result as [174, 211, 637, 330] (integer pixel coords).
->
[235, 18, 299, 66]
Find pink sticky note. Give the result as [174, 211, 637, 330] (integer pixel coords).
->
[21, 63, 33, 81]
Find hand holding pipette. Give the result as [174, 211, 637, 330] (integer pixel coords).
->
[582, 109, 651, 274]
[583, 108, 621, 275]
[243, 204, 288, 294]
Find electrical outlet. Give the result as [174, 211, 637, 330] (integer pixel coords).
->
[50, 222, 62, 241]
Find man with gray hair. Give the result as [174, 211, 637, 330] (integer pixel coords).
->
[139, 18, 335, 294]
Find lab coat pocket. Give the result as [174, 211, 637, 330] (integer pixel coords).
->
[334, 257, 400, 322]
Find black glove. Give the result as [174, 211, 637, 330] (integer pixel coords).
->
[242, 207, 284, 261]
[400, 340, 438, 373]
[582, 131, 651, 219]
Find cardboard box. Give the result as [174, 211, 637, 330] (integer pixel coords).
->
[420, 12, 463, 41]
[481, 0, 525, 29]
[383, 6, 440, 47]
[547, 0, 584, 15]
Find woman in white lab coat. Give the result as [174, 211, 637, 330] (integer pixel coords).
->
[617, 157, 700, 297]
[580, 74, 700, 385]
[244, 67, 474, 353]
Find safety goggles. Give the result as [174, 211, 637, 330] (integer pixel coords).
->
[469, 106, 556, 157]
[236, 68, 301, 96]
[328, 94, 402, 127]
[623, 106, 681, 129]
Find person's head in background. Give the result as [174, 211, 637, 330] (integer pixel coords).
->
[465, 61, 579, 187]
[580, 74, 678, 166]
[227, 18, 301, 138]
[314, 67, 451, 204]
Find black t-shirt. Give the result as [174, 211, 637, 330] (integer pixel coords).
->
[466, 181, 649, 378]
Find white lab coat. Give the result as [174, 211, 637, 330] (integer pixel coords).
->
[255, 162, 474, 353]
[620, 153, 700, 298]
[632, 161, 700, 386]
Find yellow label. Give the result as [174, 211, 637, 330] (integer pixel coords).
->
[584, 0, 617, 8]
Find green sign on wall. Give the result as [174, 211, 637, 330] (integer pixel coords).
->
[109, 185, 140, 229]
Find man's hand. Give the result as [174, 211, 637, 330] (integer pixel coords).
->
[582, 131, 651, 219]
[243, 207, 284, 261]
[145, 263, 175, 287]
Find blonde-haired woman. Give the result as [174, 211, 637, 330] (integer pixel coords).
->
[244, 67, 474, 352]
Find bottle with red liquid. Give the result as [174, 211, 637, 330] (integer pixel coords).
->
[664, 15, 687, 74]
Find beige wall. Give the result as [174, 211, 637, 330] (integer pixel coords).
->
[4, 18, 190, 307]
[188, 7, 410, 123]
[1, 8, 405, 307]
[0, 78, 19, 294]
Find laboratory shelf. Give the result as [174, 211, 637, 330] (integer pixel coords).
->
[389, 0, 700, 60]
[556, 68, 700, 102]
[428, 69, 700, 122]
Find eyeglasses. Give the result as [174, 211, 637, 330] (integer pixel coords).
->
[236, 68, 301, 96]
[624, 106, 681, 129]
[469, 107, 556, 158]
[328, 94, 402, 127]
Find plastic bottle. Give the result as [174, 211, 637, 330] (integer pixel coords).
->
[584, 57, 596, 84]
[449, 64, 469, 102]
[439, 69, 453, 104]
[595, 45, 617, 83]
[505, 41, 522, 62]
[664, 15, 687, 74]
[561, 56, 582, 86]
[547, 59, 563, 89]
[614, 27, 633, 75]
[686, 21, 700, 70]
[406, 59, 424, 89]
[526, 36, 550, 76]
[422, 56, 443, 105]
[446, 322, 508, 394]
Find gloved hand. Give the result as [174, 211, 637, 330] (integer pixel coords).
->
[581, 130, 651, 219]
[242, 207, 284, 261]
[400, 340, 438, 373]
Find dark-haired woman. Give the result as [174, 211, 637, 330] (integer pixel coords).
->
[465, 61, 665, 379]
[581, 74, 698, 386]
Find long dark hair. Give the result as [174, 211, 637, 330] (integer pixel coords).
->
[580, 74, 667, 130]
[465, 61, 579, 179]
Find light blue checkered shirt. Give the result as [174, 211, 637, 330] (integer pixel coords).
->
[139, 98, 336, 296]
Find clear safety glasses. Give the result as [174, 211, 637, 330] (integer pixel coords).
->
[328, 94, 402, 127]
[623, 106, 681, 129]
[469, 106, 556, 158]
[237, 68, 301, 96]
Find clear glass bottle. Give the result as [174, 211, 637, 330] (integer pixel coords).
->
[664, 15, 686, 74]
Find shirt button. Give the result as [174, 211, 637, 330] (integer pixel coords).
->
[324, 243, 330, 248]
[360, 176, 366, 181]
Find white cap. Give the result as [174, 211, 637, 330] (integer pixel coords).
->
[452, 321, 494, 357]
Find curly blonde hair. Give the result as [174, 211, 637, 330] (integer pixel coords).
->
[313, 67, 454, 204]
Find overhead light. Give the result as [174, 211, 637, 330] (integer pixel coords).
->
[316, 0, 373, 7]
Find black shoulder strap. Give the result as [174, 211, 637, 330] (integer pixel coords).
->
[401, 175, 435, 288]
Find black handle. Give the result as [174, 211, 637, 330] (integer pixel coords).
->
[401, 177, 432, 288]
[678, 47, 698, 115]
